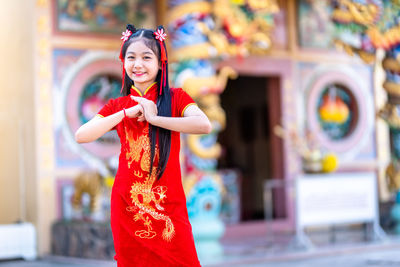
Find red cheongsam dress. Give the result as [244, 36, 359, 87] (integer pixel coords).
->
[97, 82, 201, 267]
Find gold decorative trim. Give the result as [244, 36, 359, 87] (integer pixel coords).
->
[131, 82, 157, 96]
[383, 57, 400, 73]
[181, 103, 197, 117]
[170, 43, 216, 62]
[187, 135, 222, 159]
[144, 82, 157, 95]
[378, 103, 400, 127]
[169, 1, 211, 23]
[383, 81, 400, 96]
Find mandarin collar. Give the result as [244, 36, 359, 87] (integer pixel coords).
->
[130, 82, 158, 97]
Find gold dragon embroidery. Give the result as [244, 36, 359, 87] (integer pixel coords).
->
[125, 127, 151, 170]
[124, 127, 175, 242]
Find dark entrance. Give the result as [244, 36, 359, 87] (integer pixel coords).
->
[218, 75, 285, 222]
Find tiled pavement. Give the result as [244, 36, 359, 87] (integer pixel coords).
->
[206, 241, 400, 266]
[2, 229, 400, 267]
[0, 257, 114, 267]
[2, 242, 400, 267]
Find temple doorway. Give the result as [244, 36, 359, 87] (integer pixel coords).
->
[218, 75, 285, 222]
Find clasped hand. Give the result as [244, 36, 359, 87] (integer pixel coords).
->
[124, 96, 158, 123]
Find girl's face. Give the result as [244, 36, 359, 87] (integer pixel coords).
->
[124, 40, 159, 91]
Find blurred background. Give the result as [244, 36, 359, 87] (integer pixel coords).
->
[2, 0, 400, 266]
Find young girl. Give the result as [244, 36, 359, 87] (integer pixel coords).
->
[75, 24, 210, 267]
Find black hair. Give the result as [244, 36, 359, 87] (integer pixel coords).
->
[120, 25, 171, 180]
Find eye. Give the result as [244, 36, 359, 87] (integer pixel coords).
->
[127, 56, 134, 59]
[144, 56, 151, 60]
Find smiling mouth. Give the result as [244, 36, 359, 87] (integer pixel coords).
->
[133, 72, 145, 77]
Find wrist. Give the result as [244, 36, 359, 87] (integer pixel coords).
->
[148, 115, 159, 125]
[119, 109, 125, 121]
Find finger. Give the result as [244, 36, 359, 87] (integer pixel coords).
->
[131, 96, 145, 103]
[131, 95, 139, 103]
[135, 97, 152, 108]
[135, 105, 143, 114]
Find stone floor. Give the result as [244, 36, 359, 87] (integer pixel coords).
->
[2, 242, 400, 267]
[2, 224, 400, 267]
[207, 240, 400, 266]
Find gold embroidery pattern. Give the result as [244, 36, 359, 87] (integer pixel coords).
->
[124, 127, 156, 171]
[125, 127, 148, 168]
[125, 127, 175, 242]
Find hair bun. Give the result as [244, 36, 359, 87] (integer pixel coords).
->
[126, 24, 136, 33]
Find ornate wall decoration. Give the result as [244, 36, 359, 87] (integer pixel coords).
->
[167, 0, 279, 259]
[53, 0, 156, 34]
[317, 85, 355, 140]
[304, 64, 374, 161]
[332, 0, 400, 232]
[332, 0, 386, 63]
[298, 0, 335, 49]
[56, 51, 121, 174]
[332, 0, 400, 168]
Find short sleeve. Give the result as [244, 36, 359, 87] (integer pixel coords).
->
[96, 98, 117, 131]
[173, 88, 197, 117]
[97, 98, 115, 118]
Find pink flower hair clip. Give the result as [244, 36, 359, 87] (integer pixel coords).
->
[154, 28, 167, 42]
[121, 29, 132, 42]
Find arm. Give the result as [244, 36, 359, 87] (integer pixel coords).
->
[75, 104, 143, 143]
[132, 96, 212, 134]
[151, 105, 211, 134]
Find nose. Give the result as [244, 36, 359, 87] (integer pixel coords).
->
[133, 59, 143, 68]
